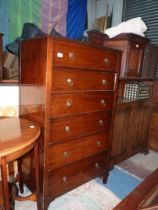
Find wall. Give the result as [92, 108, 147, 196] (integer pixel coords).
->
[87, 0, 124, 29]
[0, 86, 19, 117]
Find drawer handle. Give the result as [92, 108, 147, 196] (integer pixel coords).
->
[136, 44, 139, 48]
[64, 151, 70, 158]
[100, 99, 106, 107]
[95, 163, 100, 169]
[65, 126, 70, 133]
[102, 79, 107, 86]
[67, 78, 73, 87]
[69, 52, 75, 61]
[62, 176, 68, 183]
[99, 120, 104, 126]
[66, 99, 72, 107]
[96, 141, 101, 147]
[104, 58, 109, 65]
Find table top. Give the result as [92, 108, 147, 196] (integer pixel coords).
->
[0, 117, 40, 159]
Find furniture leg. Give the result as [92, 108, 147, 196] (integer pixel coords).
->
[17, 158, 24, 194]
[34, 142, 40, 210]
[1, 157, 10, 210]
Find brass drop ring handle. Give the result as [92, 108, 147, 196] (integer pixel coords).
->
[62, 176, 68, 183]
[64, 151, 70, 158]
[97, 141, 101, 147]
[99, 120, 104, 126]
[104, 58, 109, 65]
[102, 79, 107, 86]
[66, 99, 72, 107]
[95, 163, 100, 169]
[69, 52, 75, 61]
[65, 126, 70, 133]
[100, 99, 106, 107]
[67, 78, 73, 87]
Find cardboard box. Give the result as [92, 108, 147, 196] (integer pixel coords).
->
[3, 52, 18, 79]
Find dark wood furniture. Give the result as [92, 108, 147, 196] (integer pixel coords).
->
[0, 117, 41, 210]
[88, 32, 149, 78]
[113, 168, 158, 210]
[111, 98, 151, 165]
[149, 82, 158, 151]
[19, 36, 121, 210]
[88, 32, 154, 166]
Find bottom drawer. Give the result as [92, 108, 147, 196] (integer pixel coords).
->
[47, 152, 107, 201]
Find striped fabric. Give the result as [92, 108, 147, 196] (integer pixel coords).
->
[0, 0, 87, 47]
[41, 0, 68, 35]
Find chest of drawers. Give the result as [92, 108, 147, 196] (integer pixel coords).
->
[19, 36, 121, 210]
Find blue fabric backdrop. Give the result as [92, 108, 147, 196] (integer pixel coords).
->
[66, 0, 87, 39]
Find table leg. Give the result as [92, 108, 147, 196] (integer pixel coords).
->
[34, 142, 40, 210]
[1, 157, 10, 210]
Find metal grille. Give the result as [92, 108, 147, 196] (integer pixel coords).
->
[124, 82, 152, 100]
[123, 0, 158, 44]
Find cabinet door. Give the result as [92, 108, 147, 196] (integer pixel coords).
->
[127, 41, 145, 77]
[149, 82, 158, 151]
[111, 103, 131, 164]
[130, 101, 150, 155]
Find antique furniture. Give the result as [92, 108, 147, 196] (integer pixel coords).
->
[19, 36, 121, 209]
[88, 32, 149, 78]
[88, 32, 154, 166]
[113, 168, 158, 210]
[148, 82, 158, 151]
[0, 117, 41, 210]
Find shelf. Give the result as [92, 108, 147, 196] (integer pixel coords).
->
[0, 80, 19, 85]
[119, 77, 155, 81]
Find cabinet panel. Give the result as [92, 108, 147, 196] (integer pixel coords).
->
[127, 41, 144, 77]
[111, 103, 131, 163]
[149, 82, 158, 151]
[111, 100, 151, 165]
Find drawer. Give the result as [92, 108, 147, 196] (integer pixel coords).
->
[48, 152, 107, 200]
[50, 111, 112, 143]
[48, 132, 109, 170]
[52, 68, 116, 91]
[53, 39, 118, 71]
[51, 92, 114, 117]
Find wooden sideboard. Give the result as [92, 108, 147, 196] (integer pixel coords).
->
[19, 36, 121, 209]
[88, 32, 155, 166]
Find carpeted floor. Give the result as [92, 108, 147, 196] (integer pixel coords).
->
[15, 149, 158, 210]
[118, 149, 158, 179]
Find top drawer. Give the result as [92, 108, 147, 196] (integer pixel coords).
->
[53, 39, 118, 71]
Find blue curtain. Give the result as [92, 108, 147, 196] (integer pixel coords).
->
[66, 0, 87, 39]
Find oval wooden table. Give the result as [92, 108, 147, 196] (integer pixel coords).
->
[0, 117, 41, 210]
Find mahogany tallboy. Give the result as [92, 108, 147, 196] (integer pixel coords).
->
[19, 36, 121, 209]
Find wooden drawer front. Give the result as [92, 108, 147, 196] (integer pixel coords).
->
[51, 92, 114, 117]
[50, 111, 111, 143]
[53, 39, 118, 71]
[48, 152, 107, 200]
[48, 132, 109, 170]
[52, 68, 115, 91]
